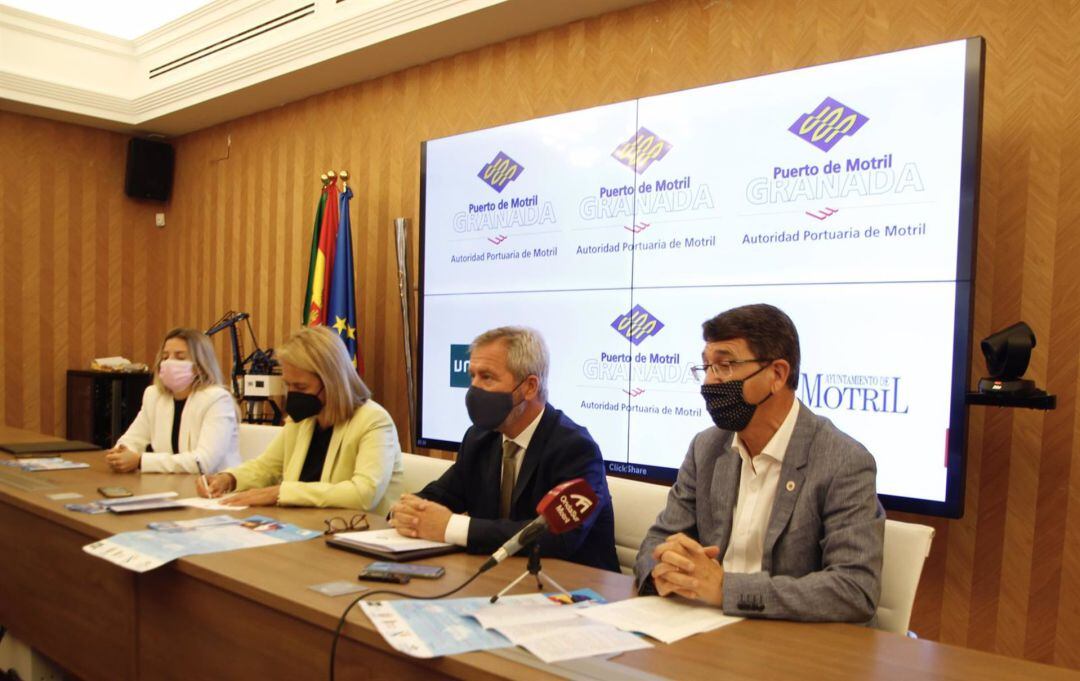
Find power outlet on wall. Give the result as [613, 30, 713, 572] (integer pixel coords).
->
[155, 213, 166, 228]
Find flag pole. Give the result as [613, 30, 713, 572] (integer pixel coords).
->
[395, 217, 417, 448]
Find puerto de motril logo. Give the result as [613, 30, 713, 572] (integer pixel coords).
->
[478, 151, 524, 192]
[611, 127, 672, 174]
[611, 304, 665, 345]
[789, 97, 868, 152]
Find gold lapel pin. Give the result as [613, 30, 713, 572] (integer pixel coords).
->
[786, 480, 796, 492]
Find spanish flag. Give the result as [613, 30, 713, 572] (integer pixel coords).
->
[301, 185, 328, 325]
[304, 181, 339, 326]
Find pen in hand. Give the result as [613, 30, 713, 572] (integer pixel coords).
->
[195, 458, 214, 499]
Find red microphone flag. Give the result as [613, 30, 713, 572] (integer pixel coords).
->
[536, 478, 598, 533]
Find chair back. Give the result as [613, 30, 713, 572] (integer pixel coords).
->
[606, 475, 670, 574]
[877, 519, 935, 634]
[237, 423, 283, 462]
[400, 452, 453, 494]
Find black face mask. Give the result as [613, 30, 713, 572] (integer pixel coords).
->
[286, 390, 323, 422]
[701, 363, 773, 432]
[465, 379, 526, 431]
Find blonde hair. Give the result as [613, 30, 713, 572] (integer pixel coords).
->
[278, 326, 371, 425]
[471, 326, 549, 401]
[154, 327, 226, 393]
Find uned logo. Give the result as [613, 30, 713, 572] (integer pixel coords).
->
[449, 344, 471, 387]
[611, 127, 672, 174]
[789, 97, 868, 152]
[478, 151, 524, 192]
[611, 304, 665, 345]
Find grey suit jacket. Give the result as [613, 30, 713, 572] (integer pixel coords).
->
[634, 401, 885, 623]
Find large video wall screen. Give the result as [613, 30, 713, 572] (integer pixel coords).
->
[418, 38, 984, 518]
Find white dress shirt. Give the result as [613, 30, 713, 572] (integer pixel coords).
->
[444, 406, 546, 546]
[722, 399, 800, 574]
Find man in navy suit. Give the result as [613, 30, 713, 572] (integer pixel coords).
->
[390, 326, 619, 572]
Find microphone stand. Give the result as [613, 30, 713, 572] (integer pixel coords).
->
[489, 543, 570, 604]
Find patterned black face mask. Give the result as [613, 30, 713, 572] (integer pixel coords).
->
[700, 363, 773, 432]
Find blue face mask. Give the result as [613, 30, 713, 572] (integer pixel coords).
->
[700, 363, 773, 432]
[464, 379, 525, 431]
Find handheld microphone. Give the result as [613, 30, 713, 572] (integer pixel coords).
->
[478, 478, 598, 573]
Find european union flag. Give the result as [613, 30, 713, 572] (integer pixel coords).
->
[326, 186, 361, 372]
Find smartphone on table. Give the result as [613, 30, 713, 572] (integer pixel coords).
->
[364, 562, 445, 579]
[357, 568, 411, 584]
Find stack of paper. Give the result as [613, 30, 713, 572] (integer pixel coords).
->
[177, 496, 249, 511]
[0, 457, 89, 472]
[471, 601, 582, 628]
[84, 514, 319, 572]
[148, 515, 242, 532]
[360, 590, 612, 659]
[579, 596, 742, 644]
[501, 620, 651, 663]
[360, 596, 518, 659]
[100, 492, 182, 514]
[471, 598, 651, 663]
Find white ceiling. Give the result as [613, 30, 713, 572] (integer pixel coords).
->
[0, 0, 217, 40]
[0, 0, 655, 137]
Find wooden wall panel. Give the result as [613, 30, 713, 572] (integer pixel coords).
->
[3, 0, 1080, 670]
[0, 112, 163, 436]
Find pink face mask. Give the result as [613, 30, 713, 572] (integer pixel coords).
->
[159, 359, 196, 394]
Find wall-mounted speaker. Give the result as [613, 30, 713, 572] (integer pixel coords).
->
[124, 138, 174, 202]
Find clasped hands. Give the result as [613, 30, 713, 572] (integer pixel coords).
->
[104, 444, 141, 473]
[389, 494, 451, 542]
[650, 532, 725, 607]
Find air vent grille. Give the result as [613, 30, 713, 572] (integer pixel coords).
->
[149, 4, 315, 79]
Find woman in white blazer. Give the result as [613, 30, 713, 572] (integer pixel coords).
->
[106, 327, 240, 474]
[197, 325, 403, 512]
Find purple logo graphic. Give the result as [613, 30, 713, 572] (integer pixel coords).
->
[612, 127, 672, 174]
[611, 305, 665, 345]
[478, 152, 524, 192]
[789, 98, 868, 152]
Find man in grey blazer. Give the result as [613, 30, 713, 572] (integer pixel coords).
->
[635, 304, 885, 623]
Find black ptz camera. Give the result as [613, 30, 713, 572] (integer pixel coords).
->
[977, 321, 1036, 396]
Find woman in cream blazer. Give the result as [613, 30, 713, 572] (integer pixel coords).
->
[199, 326, 403, 513]
[109, 328, 240, 474]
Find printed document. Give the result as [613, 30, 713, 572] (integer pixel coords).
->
[580, 596, 742, 644]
